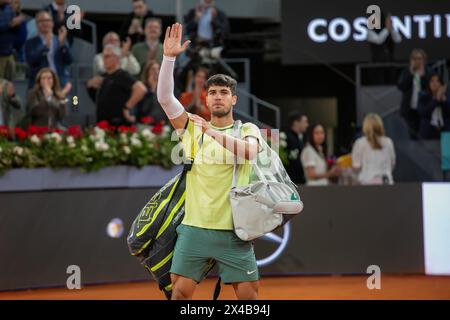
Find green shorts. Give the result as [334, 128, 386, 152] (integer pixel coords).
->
[170, 224, 259, 284]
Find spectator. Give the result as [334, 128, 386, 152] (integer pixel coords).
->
[397, 49, 431, 138]
[367, 12, 401, 85]
[0, 78, 22, 132]
[26, 67, 68, 128]
[179, 66, 210, 121]
[11, 0, 27, 63]
[44, 0, 84, 46]
[24, 10, 73, 89]
[93, 32, 140, 76]
[185, 0, 229, 49]
[284, 111, 309, 184]
[0, 0, 21, 80]
[96, 45, 147, 126]
[417, 74, 450, 140]
[87, 32, 140, 103]
[301, 123, 340, 186]
[131, 17, 163, 77]
[135, 60, 166, 123]
[119, 0, 154, 45]
[367, 12, 401, 63]
[351, 113, 396, 185]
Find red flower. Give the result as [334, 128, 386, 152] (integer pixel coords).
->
[14, 127, 27, 140]
[96, 120, 110, 130]
[68, 125, 83, 138]
[152, 123, 163, 135]
[118, 125, 137, 133]
[327, 157, 335, 168]
[140, 116, 154, 125]
[118, 125, 127, 133]
[27, 126, 50, 136]
[96, 120, 116, 132]
[51, 128, 65, 134]
[0, 126, 9, 138]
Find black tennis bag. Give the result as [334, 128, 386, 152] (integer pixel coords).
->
[127, 163, 216, 299]
[127, 128, 219, 299]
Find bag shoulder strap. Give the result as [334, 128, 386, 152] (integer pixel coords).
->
[231, 120, 243, 188]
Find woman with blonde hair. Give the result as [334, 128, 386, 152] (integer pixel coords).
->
[351, 113, 396, 184]
[26, 68, 68, 128]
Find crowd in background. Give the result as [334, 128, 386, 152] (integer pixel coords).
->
[0, 0, 229, 131]
[284, 112, 396, 186]
[1, 1, 448, 184]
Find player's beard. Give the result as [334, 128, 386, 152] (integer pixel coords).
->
[211, 105, 232, 118]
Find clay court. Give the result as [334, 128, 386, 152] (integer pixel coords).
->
[1, 276, 449, 300]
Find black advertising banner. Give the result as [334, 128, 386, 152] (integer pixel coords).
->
[0, 185, 424, 291]
[282, 0, 450, 64]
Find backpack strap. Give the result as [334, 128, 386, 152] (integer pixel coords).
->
[212, 120, 241, 301]
[231, 120, 243, 188]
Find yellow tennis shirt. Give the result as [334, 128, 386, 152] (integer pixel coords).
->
[178, 119, 262, 230]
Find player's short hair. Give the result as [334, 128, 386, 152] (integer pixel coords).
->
[206, 74, 237, 96]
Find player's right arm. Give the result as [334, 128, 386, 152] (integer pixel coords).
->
[157, 23, 191, 131]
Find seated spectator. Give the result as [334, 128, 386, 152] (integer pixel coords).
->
[179, 66, 210, 121]
[131, 17, 163, 77]
[93, 32, 140, 76]
[301, 123, 340, 186]
[397, 48, 431, 138]
[417, 74, 450, 140]
[185, 0, 229, 49]
[24, 10, 73, 89]
[0, 78, 23, 131]
[0, 0, 21, 80]
[351, 113, 396, 185]
[26, 67, 68, 128]
[11, 0, 27, 63]
[119, 0, 154, 45]
[284, 111, 309, 185]
[135, 60, 166, 123]
[44, 0, 84, 46]
[96, 45, 147, 126]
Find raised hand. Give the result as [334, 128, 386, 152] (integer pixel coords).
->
[122, 37, 132, 57]
[163, 23, 191, 58]
[6, 81, 15, 97]
[58, 26, 68, 46]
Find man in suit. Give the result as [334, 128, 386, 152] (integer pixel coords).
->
[284, 111, 309, 184]
[44, 0, 84, 46]
[397, 48, 431, 138]
[24, 10, 73, 88]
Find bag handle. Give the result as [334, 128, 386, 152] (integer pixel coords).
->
[231, 121, 272, 188]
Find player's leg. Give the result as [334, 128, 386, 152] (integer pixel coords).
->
[232, 281, 259, 300]
[170, 273, 197, 300]
[170, 224, 214, 300]
[214, 230, 260, 300]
